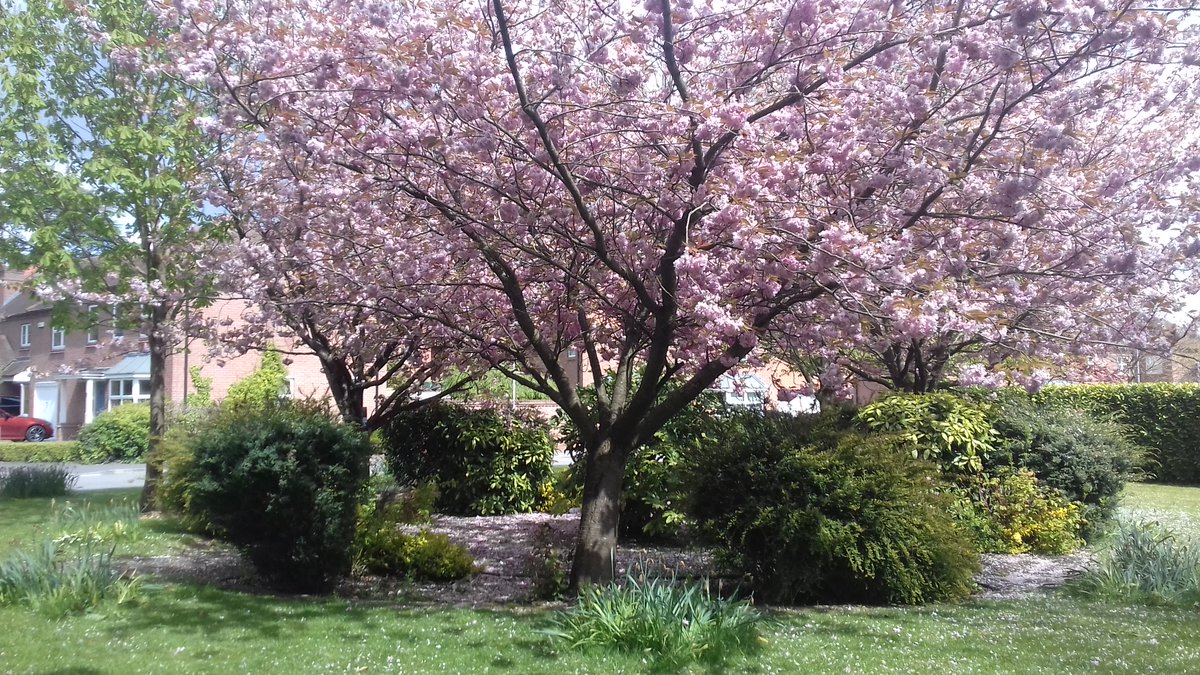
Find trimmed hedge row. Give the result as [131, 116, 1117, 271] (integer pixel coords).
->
[0, 441, 81, 463]
[1035, 384, 1200, 484]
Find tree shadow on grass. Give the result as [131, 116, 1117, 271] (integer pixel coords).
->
[101, 583, 375, 641]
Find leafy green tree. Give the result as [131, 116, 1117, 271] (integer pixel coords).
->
[0, 0, 217, 508]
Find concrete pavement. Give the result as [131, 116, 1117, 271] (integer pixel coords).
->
[0, 462, 145, 492]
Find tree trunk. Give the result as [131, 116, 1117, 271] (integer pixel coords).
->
[139, 307, 169, 511]
[320, 360, 367, 428]
[568, 437, 629, 591]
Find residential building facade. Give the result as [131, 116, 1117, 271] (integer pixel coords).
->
[0, 281, 332, 440]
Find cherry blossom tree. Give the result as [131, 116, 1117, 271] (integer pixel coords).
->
[207, 149, 474, 429]
[166, 0, 1200, 586]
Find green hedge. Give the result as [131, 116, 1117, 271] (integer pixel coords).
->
[0, 441, 80, 463]
[1035, 384, 1200, 484]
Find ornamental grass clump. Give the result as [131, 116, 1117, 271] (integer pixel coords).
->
[546, 575, 766, 669]
[1072, 520, 1200, 606]
[0, 502, 142, 616]
[0, 465, 76, 499]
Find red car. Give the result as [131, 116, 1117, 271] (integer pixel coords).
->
[0, 412, 53, 442]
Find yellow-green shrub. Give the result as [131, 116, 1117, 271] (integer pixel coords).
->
[952, 469, 1084, 554]
[354, 505, 475, 581]
[76, 405, 150, 462]
[856, 393, 995, 473]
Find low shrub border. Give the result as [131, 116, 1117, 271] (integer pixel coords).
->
[0, 441, 82, 464]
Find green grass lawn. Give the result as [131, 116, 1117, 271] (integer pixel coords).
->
[0, 488, 203, 558]
[0, 587, 1196, 674]
[0, 485, 1197, 674]
[1121, 483, 1200, 534]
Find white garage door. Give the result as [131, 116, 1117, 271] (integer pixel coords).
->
[33, 382, 59, 428]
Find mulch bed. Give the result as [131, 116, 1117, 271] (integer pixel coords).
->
[119, 511, 1093, 607]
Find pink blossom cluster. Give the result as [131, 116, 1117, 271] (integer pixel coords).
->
[159, 0, 1200, 402]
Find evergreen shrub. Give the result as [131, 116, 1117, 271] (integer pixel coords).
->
[380, 403, 553, 516]
[987, 396, 1142, 534]
[856, 393, 995, 473]
[187, 404, 370, 592]
[689, 413, 979, 605]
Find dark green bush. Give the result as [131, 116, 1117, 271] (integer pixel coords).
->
[689, 413, 979, 605]
[76, 404, 150, 462]
[380, 403, 553, 516]
[987, 396, 1142, 534]
[1034, 384, 1200, 484]
[187, 404, 371, 592]
[0, 441, 80, 463]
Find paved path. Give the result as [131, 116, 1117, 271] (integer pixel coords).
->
[0, 462, 145, 492]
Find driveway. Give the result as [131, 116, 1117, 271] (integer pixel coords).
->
[0, 462, 145, 492]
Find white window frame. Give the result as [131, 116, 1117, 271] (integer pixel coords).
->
[86, 305, 99, 344]
[19, 323, 30, 348]
[51, 327, 66, 351]
[108, 378, 150, 408]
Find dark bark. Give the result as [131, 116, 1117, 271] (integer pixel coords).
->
[568, 437, 629, 590]
[139, 304, 169, 511]
[319, 356, 366, 429]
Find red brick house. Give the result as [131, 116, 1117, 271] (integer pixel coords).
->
[0, 274, 332, 439]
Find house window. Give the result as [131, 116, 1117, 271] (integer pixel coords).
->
[51, 327, 66, 351]
[108, 379, 150, 407]
[86, 305, 99, 344]
[19, 324, 30, 348]
[111, 304, 124, 339]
